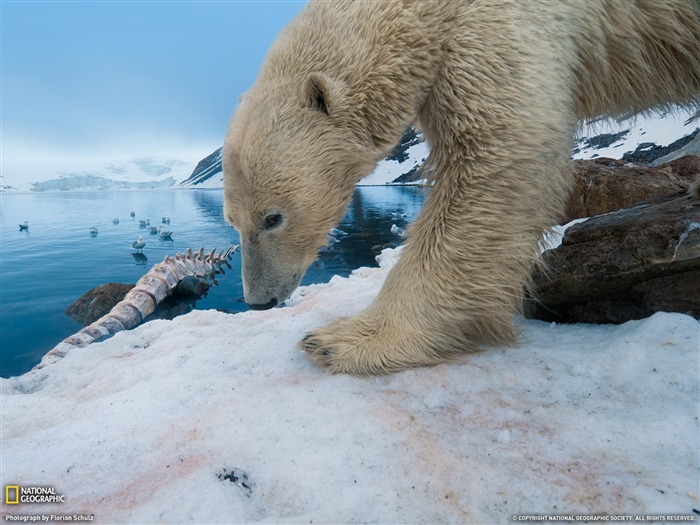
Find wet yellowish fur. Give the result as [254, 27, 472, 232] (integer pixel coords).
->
[224, 0, 700, 375]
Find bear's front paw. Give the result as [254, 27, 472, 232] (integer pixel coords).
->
[299, 315, 456, 375]
[299, 317, 385, 375]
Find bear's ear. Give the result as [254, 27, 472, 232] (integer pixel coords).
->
[305, 73, 333, 115]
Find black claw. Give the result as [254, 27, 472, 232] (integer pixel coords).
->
[300, 334, 316, 351]
[300, 334, 332, 361]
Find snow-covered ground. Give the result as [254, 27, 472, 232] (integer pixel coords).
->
[2, 247, 698, 523]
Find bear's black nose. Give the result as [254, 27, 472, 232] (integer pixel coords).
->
[248, 298, 278, 310]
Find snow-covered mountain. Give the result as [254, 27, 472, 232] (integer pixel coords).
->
[179, 148, 224, 189]
[3, 157, 195, 193]
[179, 105, 698, 190]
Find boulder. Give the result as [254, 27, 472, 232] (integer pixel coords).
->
[528, 189, 700, 324]
[173, 276, 212, 297]
[65, 283, 135, 326]
[562, 157, 698, 223]
[65, 278, 213, 327]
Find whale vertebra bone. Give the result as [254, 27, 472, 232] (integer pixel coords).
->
[35, 245, 238, 370]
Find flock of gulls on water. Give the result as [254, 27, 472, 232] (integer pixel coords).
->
[128, 214, 173, 253]
[18, 213, 174, 254]
[19, 208, 411, 256]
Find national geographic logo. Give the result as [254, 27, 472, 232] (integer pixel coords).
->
[5, 485, 66, 504]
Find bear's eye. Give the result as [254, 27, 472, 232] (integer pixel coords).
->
[263, 213, 283, 230]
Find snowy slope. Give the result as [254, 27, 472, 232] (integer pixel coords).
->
[178, 148, 224, 188]
[573, 107, 699, 161]
[3, 247, 698, 523]
[358, 140, 429, 186]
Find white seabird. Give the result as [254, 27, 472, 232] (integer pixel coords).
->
[390, 224, 406, 239]
[132, 236, 146, 252]
[19, 221, 29, 231]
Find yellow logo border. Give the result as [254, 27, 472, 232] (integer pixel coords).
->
[5, 485, 19, 504]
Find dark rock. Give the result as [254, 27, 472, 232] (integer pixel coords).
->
[217, 468, 253, 498]
[148, 296, 197, 320]
[622, 127, 699, 164]
[577, 130, 631, 153]
[173, 276, 211, 297]
[65, 283, 135, 326]
[562, 157, 697, 223]
[528, 190, 700, 324]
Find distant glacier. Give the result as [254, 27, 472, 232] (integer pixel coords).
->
[30, 174, 177, 192]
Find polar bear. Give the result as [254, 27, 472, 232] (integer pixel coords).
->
[223, 0, 700, 375]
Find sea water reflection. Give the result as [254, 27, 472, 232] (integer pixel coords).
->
[0, 186, 424, 377]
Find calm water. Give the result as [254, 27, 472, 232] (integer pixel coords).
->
[0, 187, 424, 377]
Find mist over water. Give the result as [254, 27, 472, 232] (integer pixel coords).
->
[0, 186, 424, 377]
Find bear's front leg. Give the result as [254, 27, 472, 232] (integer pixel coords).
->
[298, 200, 521, 375]
[300, 145, 572, 375]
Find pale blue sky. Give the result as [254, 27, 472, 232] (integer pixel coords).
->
[1, 0, 306, 182]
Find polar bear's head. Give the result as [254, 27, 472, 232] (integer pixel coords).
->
[223, 74, 376, 310]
